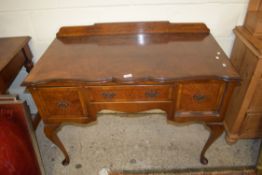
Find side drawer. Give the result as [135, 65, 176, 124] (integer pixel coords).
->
[176, 80, 226, 114]
[87, 85, 173, 102]
[240, 113, 262, 138]
[32, 88, 85, 118]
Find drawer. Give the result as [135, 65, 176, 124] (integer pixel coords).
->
[36, 88, 85, 117]
[87, 85, 173, 102]
[176, 81, 226, 113]
[240, 113, 262, 138]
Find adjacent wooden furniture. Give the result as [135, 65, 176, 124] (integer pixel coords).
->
[224, 0, 262, 142]
[0, 36, 33, 94]
[0, 36, 41, 129]
[244, 0, 262, 36]
[224, 27, 262, 142]
[23, 22, 240, 165]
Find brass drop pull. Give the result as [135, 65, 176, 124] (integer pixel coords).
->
[145, 90, 159, 98]
[57, 100, 70, 109]
[193, 94, 206, 102]
[102, 92, 116, 100]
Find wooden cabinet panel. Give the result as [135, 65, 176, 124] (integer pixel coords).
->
[248, 79, 262, 113]
[176, 81, 225, 113]
[87, 85, 173, 102]
[240, 113, 262, 138]
[244, 0, 262, 36]
[225, 48, 258, 129]
[230, 37, 247, 72]
[37, 88, 85, 117]
[238, 49, 258, 80]
[224, 26, 262, 142]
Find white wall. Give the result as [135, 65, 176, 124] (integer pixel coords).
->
[1, 0, 249, 113]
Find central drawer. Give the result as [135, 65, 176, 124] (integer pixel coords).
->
[86, 85, 173, 102]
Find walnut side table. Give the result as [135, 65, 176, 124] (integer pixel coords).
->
[23, 22, 240, 165]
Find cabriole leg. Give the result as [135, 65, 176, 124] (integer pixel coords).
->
[200, 123, 224, 165]
[44, 124, 70, 166]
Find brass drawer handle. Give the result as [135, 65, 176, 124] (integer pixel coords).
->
[57, 100, 70, 109]
[102, 92, 116, 100]
[145, 90, 159, 98]
[193, 94, 207, 102]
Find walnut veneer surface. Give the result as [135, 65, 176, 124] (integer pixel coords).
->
[23, 22, 240, 166]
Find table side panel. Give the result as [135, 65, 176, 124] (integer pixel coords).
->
[0, 51, 25, 93]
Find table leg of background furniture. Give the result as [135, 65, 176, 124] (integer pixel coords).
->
[200, 123, 224, 165]
[24, 57, 33, 73]
[43, 123, 70, 165]
[22, 43, 34, 73]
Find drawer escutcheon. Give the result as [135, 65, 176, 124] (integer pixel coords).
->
[101, 92, 116, 100]
[193, 94, 207, 102]
[57, 100, 70, 109]
[145, 90, 159, 98]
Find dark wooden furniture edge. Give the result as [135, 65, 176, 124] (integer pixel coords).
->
[22, 76, 240, 87]
[56, 22, 210, 38]
[0, 36, 31, 65]
[0, 36, 33, 93]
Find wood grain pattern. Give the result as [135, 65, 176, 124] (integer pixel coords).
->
[56, 22, 210, 38]
[23, 22, 238, 86]
[37, 88, 85, 116]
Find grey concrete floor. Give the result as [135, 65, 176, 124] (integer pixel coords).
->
[35, 112, 261, 175]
